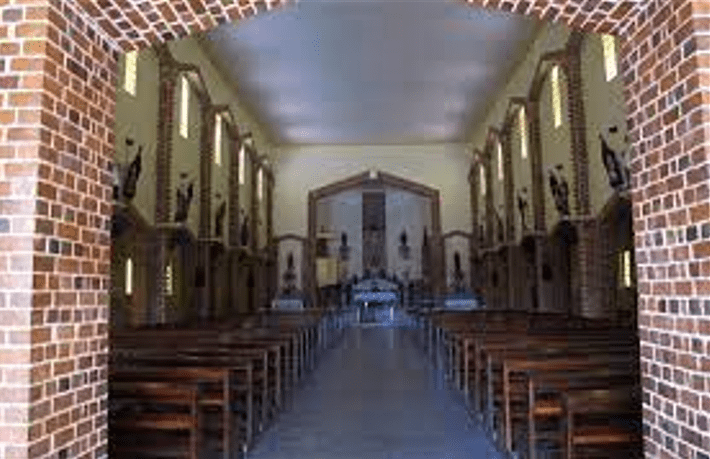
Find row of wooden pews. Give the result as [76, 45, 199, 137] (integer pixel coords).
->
[419, 309, 642, 459]
[109, 308, 347, 459]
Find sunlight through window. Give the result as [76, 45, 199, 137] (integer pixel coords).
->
[239, 145, 246, 185]
[165, 262, 173, 296]
[124, 50, 137, 96]
[602, 34, 618, 82]
[125, 258, 133, 295]
[214, 113, 222, 165]
[519, 107, 528, 160]
[497, 139, 504, 181]
[180, 75, 189, 139]
[551, 65, 562, 128]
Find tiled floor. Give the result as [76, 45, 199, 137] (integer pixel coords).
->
[247, 322, 503, 459]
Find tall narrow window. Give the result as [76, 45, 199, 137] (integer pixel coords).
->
[602, 34, 618, 82]
[496, 140, 504, 181]
[165, 263, 173, 296]
[519, 107, 528, 160]
[480, 165, 486, 196]
[124, 50, 137, 96]
[214, 113, 222, 165]
[551, 65, 562, 128]
[125, 258, 134, 295]
[239, 145, 246, 185]
[623, 249, 632, 288]
[257, 167, 264, 201]
[179, 75, 189, 139]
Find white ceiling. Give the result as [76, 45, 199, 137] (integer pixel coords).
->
[202, 0, 541, 145]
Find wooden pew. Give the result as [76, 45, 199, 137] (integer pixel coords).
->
[110, 365, 251, 459]
[523, 367, 640, 459]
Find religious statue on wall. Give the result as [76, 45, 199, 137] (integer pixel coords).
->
[517, 187, 529, 233]
[452, 251, 465, 293]
[600, 125, 631, 193]
[174, 172, 194, 224]
[478, 224, 485, 245]
[399, 229, 410, 259]
[339, 231, 350, 261]
[112, 137, 142, 204]
[547, 164, 570, 217]
[240, 208, 250, 247]
[283, 251, 296, 293]
[495, 206, 505, 243]
[214, 197, 226, 239]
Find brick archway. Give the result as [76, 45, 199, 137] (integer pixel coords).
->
[0, 0, 707, 458]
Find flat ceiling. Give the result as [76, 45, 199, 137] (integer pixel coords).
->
[202, 0, 541, 145]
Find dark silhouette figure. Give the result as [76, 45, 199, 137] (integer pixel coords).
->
[600, 126, 631, 192]
[548, 165, 570, 217]
[174, 173, 194, 223]
[517, 188, 529, 232]
[122, 146, 142, 201]
[214, 200, 226, 238]
[240, 210, 250, 247]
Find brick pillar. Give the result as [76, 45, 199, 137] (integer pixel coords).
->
[228, 126, 241, 315]
[250, 155, 258, 311]
[431, 191, 444, 301]
[527, 99, 546, 313]
[155, 46, 177, 325]
[564, 33, 598, 318]
[501, 127, 516, 310]
[468, 162, 479, 290]
[197, 96, 214, 322]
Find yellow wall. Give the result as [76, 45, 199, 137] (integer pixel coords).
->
[510, 107, 533, 241]
[272, 143, 472, 237]
[539, 65, 573, 231]
[114, 49, 160, 225]
[581, 34, 630, 216]
[467, 23, 627, 233]
[468, 23, 571, 235]
[114, 36, 276, 238]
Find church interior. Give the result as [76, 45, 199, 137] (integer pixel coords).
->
[0, 0, 708, 458]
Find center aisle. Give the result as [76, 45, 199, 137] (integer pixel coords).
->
[248, 322, 503, 459]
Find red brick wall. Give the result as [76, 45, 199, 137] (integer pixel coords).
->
[0, 0, 706, 458]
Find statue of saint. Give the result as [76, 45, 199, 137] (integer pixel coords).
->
[600, 126, 631, 192]
[240, 209, 250, 247]
[214, 199, 226, 238]
[174, 173, 194, 223]
[517, 188, 529, 233]
[548, 165, 570, 217]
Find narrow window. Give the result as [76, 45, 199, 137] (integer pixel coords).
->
[602, 34, 618, 82]
[165, 263, 173, 296]
[551, 65, 562, 128]
[257, 167, 264, 201]
[496, 140, 504, 181]
[519, 106, 528, 160]
[239, 145, 246, 185]
[214, 113, 222, 165]
[179, 75, 189, 139]
[125, 258, 133, 295]
[124, 50, 137, 96]
[480, 165, 486, 196]
[623, 249, 632, 288]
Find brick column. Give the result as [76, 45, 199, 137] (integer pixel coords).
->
[227, 126, 241, 315]
[501, 126, 516, 310]
[155, 45, 177, 324]
[468, 161, 478, 290]
[564, 33, 598, 318]
[526, 98, 547, 313]
[197, 96, 214, 322]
